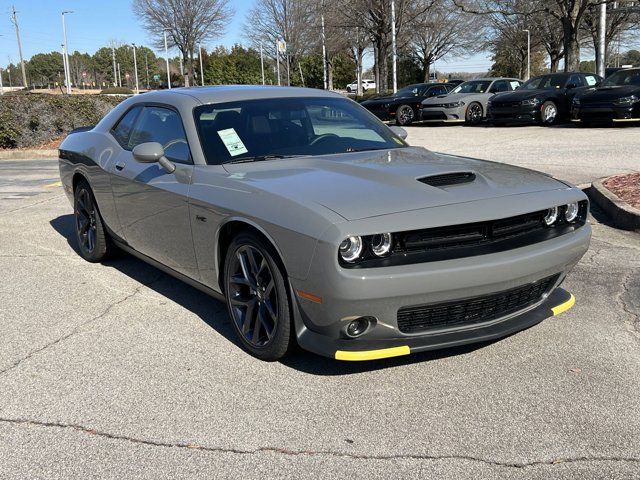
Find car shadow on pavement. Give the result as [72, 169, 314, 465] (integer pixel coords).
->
[50, 213, 503, 375]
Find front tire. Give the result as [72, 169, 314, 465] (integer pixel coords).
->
[224, 233, 293, 361]
[541, 101, 558, 125]
[396, 104, 415, 126]
[465, 102, 483, 125]
[73, 180, 112, 262]
[346, 86, 352, 93]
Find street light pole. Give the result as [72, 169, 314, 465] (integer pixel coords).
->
[597, 2, 606, 78]
[321, 13, 327, 90]
[523, 29, 530, 81]
[391, 0, 397, 93]
[131, 43, 139, 94]
[11, 6, 28, 89]
[0, 35, 3, 95]
[198, 43, 204, 86]
[260, 44, 265, 85]
[62, 11, 73, 94]
[163, 29, 171, 89]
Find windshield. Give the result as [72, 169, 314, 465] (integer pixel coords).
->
[194, 97, 406, 165]
[452, 80, 491, 94]
[521, 75, 567, 90]
[395, 84, 423, 97]
[602, 69, 640, 87]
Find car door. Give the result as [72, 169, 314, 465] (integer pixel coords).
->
[561, 74, 586, 114]
[108, 104, 199, 279]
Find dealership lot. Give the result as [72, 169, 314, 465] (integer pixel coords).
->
[0, 126, 639, 479]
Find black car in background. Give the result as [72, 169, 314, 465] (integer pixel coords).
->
[571, 68, 640, 125]
[487, 72, 602, 125]
[360, 82, 454, 125]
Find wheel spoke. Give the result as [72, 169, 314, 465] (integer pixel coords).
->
[237, 250, 257, 289]
[252, 306, 263, 342]
[242, 298, 258, 335]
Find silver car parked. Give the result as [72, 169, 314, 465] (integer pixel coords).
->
[421, 78, 523, 125]
[59, 86, 589, 362]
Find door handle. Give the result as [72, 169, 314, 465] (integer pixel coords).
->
[115, 162, 125, 171]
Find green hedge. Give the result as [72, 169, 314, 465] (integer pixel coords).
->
[0, 94, 125, 149]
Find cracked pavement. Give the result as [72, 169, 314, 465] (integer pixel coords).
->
[1, 128, 640, 479]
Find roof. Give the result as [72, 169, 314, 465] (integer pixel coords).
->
[136, 85, 344, 105]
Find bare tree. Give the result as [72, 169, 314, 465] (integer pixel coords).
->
[341, 0, 435, 92]
[532, 10, 564, 72]
[244, 0, 315, 86]
[454, 0, 619, 72]
[410, 0, 486, 82]
[581, 3, 640, 69]
[133, 0, 232, 86]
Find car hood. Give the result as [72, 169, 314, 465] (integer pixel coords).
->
[578, 84, 639, 103]
[222, 147, 565, 221]
[422, 92, 478, 105]
[491, 90, 550, 102]
[362, 95, 412, 106]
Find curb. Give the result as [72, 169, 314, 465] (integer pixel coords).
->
[0, 149, 58, 160]
[587, 178, 640, 232]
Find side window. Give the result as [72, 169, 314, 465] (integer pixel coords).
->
[128, 106, 191, 164]
[111, 106, 142, 148]
[509, 80, 522, 90]
[584, 75, 599, 87]
[491, 80, 509, 93]
[567, 74, 584, 87]
[428, 86, 447, 96]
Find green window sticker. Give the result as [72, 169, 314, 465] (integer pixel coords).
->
[217, 128, 248, 156]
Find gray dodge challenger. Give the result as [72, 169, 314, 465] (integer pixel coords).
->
[59, 86, 590, 361]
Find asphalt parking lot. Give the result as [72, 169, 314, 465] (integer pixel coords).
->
[1, 126, 639, 479]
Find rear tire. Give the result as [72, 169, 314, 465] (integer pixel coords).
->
[346, 86, 352, 93]
[541, 101, 558, 125]
[224, 233, 293, 361]
[73, 180, 112, 262]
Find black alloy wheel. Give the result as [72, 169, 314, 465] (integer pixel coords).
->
[396, 105, 415, 126]
[74, 180, 111, 262]
[224, 233, 292, 360]
[465, 102, 483, 125]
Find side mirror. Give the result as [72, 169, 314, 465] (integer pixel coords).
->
[132, 142, 176, 173]
[389, 125, 408, 140]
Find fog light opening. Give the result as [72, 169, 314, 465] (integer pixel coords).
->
[345, 316, 375, 338]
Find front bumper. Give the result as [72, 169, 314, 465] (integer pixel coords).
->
[420, 106, 465, 123]
[291, 218, 591, 360]
[299, 288, 575, 361]
[488, 104, 540, 123]
[571, 103, 640, 123]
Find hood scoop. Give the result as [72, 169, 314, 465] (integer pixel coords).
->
[418, 172, 476, 187]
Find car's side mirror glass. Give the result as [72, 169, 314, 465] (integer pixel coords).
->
[132, 142, 176, 173]
[389, 125, 407, 140]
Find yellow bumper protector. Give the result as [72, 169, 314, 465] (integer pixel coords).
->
[551, 294, 575, 316]
[335, 345, 410, 361]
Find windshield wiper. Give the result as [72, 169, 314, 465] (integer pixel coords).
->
[222, 154, 302, 164]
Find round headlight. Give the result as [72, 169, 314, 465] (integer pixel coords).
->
[565, 202, 579, 223]
[544, 206, 559, 226]
[339, 236, 363, 263]
[371, 233, 393, 257]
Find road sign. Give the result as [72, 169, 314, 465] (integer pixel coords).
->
[277, 40, 287, 53]
[153, 74, 160, 81]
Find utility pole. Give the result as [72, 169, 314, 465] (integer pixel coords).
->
[198, 43, 204, 86]
[111, 47, 117, 87]
[0, 35, 3, 95]
[61, 11, 73, 94]
[117, 62, 121, 87]
[597, 2, 606, 78]
[163, 29, 171, 89]
[10, 6, 28, 89]
[321, 13, 327, 90]
[391, 0, 397, 93]
[145, 52, 149, 89]
[523, 29, 530, 81]
[276, 40, 281, 86]
[131, 43, 139, 94]
[260, 44, 265, 85]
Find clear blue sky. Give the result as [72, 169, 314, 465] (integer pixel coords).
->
[0, 0, 492, 73]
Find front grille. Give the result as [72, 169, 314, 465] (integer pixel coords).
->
[419, 172, 476, 187]
[398, 210, 547, 252]
[422, 111, 447, 120]
[491, 101, 522, 108]
[397, 274, 559, 334]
